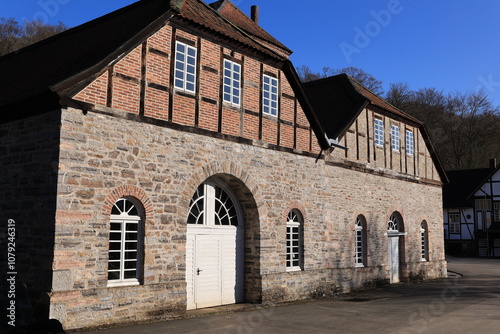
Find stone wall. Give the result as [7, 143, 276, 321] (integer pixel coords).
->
[0, 110, 62, 322]
[49, 107, 446, 329]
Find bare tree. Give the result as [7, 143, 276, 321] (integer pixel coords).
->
[0, 18, 66, 56]
[296, 65, 384, 95]
[387, 83, 500, 170]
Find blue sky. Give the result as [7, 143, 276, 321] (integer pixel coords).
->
[2, 0, 500, 105]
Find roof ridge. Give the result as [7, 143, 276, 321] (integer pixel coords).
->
[213, 0, 291, 53]
[185, 0, 286, 60]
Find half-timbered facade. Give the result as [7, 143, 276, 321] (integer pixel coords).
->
[0, 0, 447, 330]
[444, 160, 500, 256]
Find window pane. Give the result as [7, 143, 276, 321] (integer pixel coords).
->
[108, 261, 121, 270]
[124, 270, 137, 279]
[108, 271, 120, 280]
[110, 232, 121, 241]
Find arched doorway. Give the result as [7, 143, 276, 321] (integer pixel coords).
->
[186, 178, 244, 309]
[387, 212, 405, 283]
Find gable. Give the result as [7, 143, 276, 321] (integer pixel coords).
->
[473, 169, 500, 198]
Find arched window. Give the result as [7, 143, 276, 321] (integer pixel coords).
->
[108, 198, 143, 286]
[388, 212, 403, 232]
[286, 210, 303, 271]
[355, 215, 367, 267]
[187, 183, 238, 226]
[421, 221, 429, 261]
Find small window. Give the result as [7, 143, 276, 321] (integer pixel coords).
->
[494, 202, 500, 222]
[355, 216, 367, 267]
[174, 41, 197, 93]
[476, 199, 492, 210]
[391, 125, 400, 152]
[448, 213, 460, 234]
[374, 118, 384, 147]
[223, 59, 241, 106]
[421, 222, 429, 261]
[108, 198, 143, 286]
[286, 210, 303, 271]
[263, 74, 279, 117]
[406, 130, 414, 156]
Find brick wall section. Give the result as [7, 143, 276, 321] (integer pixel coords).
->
[72, 24, 320, 155]
[49, 108, 446, 329]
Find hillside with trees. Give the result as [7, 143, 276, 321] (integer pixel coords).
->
[0, 18, 66, 56]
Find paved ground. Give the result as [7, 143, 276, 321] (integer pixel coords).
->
[76, 256, 500, 334]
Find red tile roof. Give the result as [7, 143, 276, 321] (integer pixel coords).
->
[210, 0, 291, 54]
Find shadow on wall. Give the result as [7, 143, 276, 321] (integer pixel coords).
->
[0, 110, 62, 330]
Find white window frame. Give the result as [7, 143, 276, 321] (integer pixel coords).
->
[421, 222, 428, 261]
[448, 213, 460, 234]
[223, 59, 241, 106]
[406, 129, 414, 156]
[355, 216, 366, 267]
[391, 124, 400, 152]
[374, 118, 384, 147]
[174, 41, 197, 93]
[286, 210, 303, 271]
[108, 198, 142, 287]
[262, 74, 279, 117]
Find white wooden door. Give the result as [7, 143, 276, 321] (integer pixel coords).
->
[186, 182, 244, 310]
[388, 236, 400, 283]
[195, 234, 223, 308]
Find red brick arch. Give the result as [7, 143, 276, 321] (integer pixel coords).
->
[283, 201, 308, 223]
[102, 185, 153, 220]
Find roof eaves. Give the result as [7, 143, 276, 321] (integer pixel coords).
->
[419, 125, 449, 184]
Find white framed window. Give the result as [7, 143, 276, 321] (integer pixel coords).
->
[406, 130, 414, 156]
[223, 59, 241, 106]
[388, 212, 401, 232]
[391, 125, 400, 152]
[421, 222, 428, 261]
[187, 183, 238, 226]
[286, 210, 303, 271]
[494, 202, 500, 222]
[355, 215, 366, 267]
[263, 74, 279, 117]
[108, 198, 143, 286]
[448, 213, 460, 234]
[174, 41, 197, 93]
[374, 118, 384, 147]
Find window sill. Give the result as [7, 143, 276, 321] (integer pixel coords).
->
[174, 89, 196, 99]
[107, 280, 140, 288]
[286, 267, 303, 272]
[355, 264, 365, 268]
